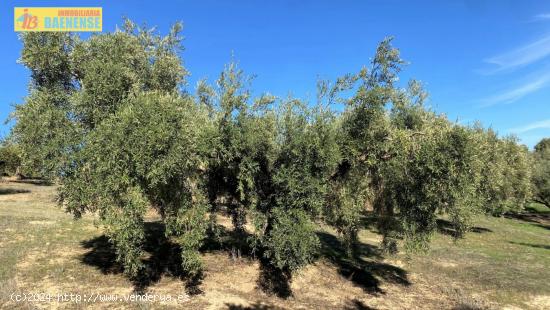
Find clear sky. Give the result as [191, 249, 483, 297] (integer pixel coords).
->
[1, 1, 549, 148]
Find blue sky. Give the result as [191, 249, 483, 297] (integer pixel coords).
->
[1, 1, 549, 148]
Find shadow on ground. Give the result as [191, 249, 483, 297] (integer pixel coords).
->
[11, 178, 53, 186]
[0, 188, 31, 195]
[317, 231, 409, 295]
[509, 241, 550, 250]
[225, 302, 280, 310]
[224, 298, 378, 310]
[81, 219, 255, 294]
[504, 206, 550, 230]
[257, 257, 292, 298]
[81, 222, 186, 293]
[80, 215, 410, 299]
[436, 219, 492, 237]
[343, 299, 378, 310]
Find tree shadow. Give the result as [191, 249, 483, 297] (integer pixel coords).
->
[436, 219, 492, 237]
[317, 231, 409, 295]
[225, 299, 376, 310]
[0, 188, 31, 195]
[11, 178, 52, 186]
[504, 206, 550, 230]
[80, 235, 122, 274]
[81, 221, 191, 294]
[509, 241, 550, 250]
[360, 212, 380, 233]
[80, 218, 256, 295]
[80, 217, 409, 299]
[256, 257, 292, 299]
[225, 302, 279, 310]
[344, 299, 378, 310]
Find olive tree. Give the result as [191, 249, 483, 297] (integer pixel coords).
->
[12, 21, 214, 279]
[532, 138, 550, 207]
[204, 63, 341, 290]
[476, 129, 532, 216]
[322, 38, 400, 256]
[322, 38, 527, 255]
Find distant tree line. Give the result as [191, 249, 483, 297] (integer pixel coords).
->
[6, 21, 548, 290]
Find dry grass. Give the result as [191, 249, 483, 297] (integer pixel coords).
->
[0, 179, 549, 309]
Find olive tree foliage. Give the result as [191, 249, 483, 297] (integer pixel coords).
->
[321, 38, 453, 254]
[321, 38, 531, 255]
[12, 20, 214, 277]
[532, 138, 550, 207]
[0, 141, 22, 177]
[381, 108, 485, 250]
[323, 38, 402, 256]
[203, 63, 341, 276]
[475, 129, 532, 215]
[261, 100, 340, 272]
[12, 32, 80, 178]
[203, 63, 277, 239]
[62, 93, 214, 276]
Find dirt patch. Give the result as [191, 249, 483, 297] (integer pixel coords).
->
[433, 260, 458, 268]
[203, 255, 258, 294]
[215, 213, 256, 233]
[291, 261, 365, 308]
[527, 295, 550, 309]
[29, 220, 56, 225]
[502, 305, 524, 310]
[202, 290, 250, 310]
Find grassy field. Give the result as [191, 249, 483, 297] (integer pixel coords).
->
[0, 179, 549, 309]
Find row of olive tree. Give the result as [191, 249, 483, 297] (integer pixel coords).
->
[10, 23, 534, 290]
[532, 138, 550, 207]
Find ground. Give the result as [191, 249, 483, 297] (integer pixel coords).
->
[0, 179, 549, 309]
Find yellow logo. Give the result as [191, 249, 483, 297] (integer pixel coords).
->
[14, 7, 102, 32]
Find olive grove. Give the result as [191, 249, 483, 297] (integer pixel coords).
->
[10, 22, 534, 293]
